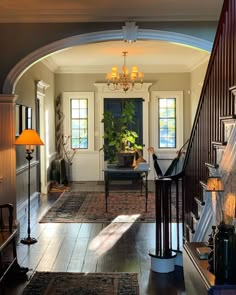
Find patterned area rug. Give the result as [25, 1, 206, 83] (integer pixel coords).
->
[22, 272, 139, 295]
[40, 191, 180, 223]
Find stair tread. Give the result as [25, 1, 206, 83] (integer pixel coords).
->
[186, 223, 195, 234]
[190, 211, 200, 220]
[194, 196, 205, 206]
[212, 141, 227, 146]
[200, 180, 207, 189]
[219, 114, 236, 122]
[205, 162, 219, 169]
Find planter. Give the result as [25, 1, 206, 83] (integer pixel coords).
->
[117, 151, 135, 167]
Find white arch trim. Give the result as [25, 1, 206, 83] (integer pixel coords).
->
[3, 29, 213, 94]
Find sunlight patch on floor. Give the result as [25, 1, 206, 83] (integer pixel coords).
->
[89, 214, 140, 256]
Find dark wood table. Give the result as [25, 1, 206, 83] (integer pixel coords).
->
[103, 165, 149, 212]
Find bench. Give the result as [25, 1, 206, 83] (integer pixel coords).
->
[0, 203, 18, 285]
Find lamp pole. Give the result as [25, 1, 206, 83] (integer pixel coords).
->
[15, 129, 44, 245]
[21, 150, 37, 244]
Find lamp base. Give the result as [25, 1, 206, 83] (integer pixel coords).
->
[21, 237, 37, 245]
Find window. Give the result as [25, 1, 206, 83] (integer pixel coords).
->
[151, 91, 183, 151]
[158, 98, 176, 148]
[71, 99, 88, 149]
[63, 92, 94, 151]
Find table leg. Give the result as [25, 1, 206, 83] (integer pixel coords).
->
[104, 172, 109, 212]
[145, 172, 148, 212]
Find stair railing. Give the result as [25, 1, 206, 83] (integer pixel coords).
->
[182, 0, 236, 240]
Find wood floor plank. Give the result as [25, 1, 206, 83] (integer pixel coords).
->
[81, 223, 103, 272]
[36, 235, 65, 271]
[51, 237, 77, 271]
[78, 223, 92, 238]
[67, 237, 90, 272]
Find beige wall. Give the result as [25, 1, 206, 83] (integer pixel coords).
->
[15, 62, 56, 161]
[14, 62, 56, 210]
[56, 72, 191, 145]
[14, 65, 207, 184]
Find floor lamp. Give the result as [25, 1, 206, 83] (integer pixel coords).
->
[15, 129, 44, 245]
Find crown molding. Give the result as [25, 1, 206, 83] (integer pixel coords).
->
[0, 11, 221, 23]
[189, 55, 210, 72]
[53, 64, 192, 74]
[41, 58, 59, 72]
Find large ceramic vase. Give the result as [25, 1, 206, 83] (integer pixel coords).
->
[117, 151, 135, 167]
[214, 222, 236, 283]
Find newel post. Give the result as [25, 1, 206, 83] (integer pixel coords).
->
[149, 178, 177, 272]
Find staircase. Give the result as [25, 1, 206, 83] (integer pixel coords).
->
[182, 0, 236, 242]
[193, 114, 236, 241]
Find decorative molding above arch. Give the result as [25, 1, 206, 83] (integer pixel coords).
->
[35, 80, 50, 97]
[3, 29, 212, 94]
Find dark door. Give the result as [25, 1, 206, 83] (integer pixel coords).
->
[104, 98, 143, 180]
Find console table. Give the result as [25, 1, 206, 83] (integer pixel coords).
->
[103, 165, 149, 212]
[183, 242, 236, 295]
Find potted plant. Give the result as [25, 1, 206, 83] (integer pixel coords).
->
[101, 100, 143, 166]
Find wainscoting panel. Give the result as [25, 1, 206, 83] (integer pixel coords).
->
[71, 151, 100, 181]
[16, 163, 38, 211]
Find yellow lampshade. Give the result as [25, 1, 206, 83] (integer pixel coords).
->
[106, 73, 112, 80]
[130, 72, 137, 80]
[132, 65, 138, 73]
[15, 129, 44, 146]
[111, 66, 118, 72]
[138, 72, 144, 79]
[206, 177, 224, 192]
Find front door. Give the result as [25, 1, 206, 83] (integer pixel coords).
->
[104, 98, 143, 180]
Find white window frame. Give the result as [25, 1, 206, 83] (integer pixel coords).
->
[151, 91, 183, 152]
[62, 92, 95, 151]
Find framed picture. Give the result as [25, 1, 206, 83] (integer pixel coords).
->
[21, 105, 26, 131]
[26, 107, 32, 129]
[15, 104, 20, 136]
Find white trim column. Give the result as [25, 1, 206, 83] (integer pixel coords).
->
[94, 83, 152, 180]
[35, 80, 50, 194]
[0, 94, 17, 216]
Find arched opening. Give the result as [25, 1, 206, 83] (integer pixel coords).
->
[11, 28, 211, 196]
[3, 29, 212, 94]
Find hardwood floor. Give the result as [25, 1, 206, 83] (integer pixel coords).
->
[4, 181, 186, 295]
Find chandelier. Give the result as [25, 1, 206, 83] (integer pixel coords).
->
[106, 51, 144, 93]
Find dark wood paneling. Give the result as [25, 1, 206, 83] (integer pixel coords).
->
[183, 0, 236, 234]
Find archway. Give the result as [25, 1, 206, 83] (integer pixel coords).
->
[3, 29, 212, 94]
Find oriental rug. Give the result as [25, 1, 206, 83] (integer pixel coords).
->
[40, 191, 181, 223]
[22, 272, 139, 295]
